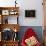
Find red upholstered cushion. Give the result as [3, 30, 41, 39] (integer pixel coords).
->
[21, 28, 41, 46]
[24, 28, 36, 39]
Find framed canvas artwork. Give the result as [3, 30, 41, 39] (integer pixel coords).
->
[25, 10, 36, 17]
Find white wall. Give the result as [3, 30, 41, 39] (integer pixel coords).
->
[18, 0, 44, 26]
[0, 0, 44, 26]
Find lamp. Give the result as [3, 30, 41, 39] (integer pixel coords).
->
[15, 0, 17, 7]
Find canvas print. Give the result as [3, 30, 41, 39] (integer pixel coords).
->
[25, 10, 35, 17]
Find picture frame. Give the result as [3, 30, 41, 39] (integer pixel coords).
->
[25, 10, 35, 17]
[2, 10, 9, 15]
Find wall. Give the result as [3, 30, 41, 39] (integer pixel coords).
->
[18, 0, 44, 26]
[0, 0, 44, 26]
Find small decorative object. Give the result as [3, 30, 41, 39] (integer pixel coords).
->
[13, 32, 18, 40]
[5, 18, 8, 24]
[25, 10, 35, 17]
[10, 11, 14, 15]
[1, 28, 13, 41]
[2, 10, 9, 15]
[13, 29, 18, 40]
[14, 29, 17, 32]
[14, 11, 18, 15]
[9, 9, 18, 15]
[15, 0, 17, 7]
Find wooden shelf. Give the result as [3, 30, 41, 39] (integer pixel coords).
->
[0, 7, 19, 24]
[0, 40, 19, 46]
[0, 24, 20, 32]
[0, 7, 20, 46]
[2, 40, 19, 42]
[0, 7, 19, 10]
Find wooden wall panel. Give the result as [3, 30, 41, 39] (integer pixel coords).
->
[43, 0, 46, 46]
[43, 0, 46, 27]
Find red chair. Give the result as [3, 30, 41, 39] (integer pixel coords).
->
[21, 28, 41, 46]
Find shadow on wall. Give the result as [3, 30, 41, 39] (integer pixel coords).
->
[18, 26, 43, 44]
